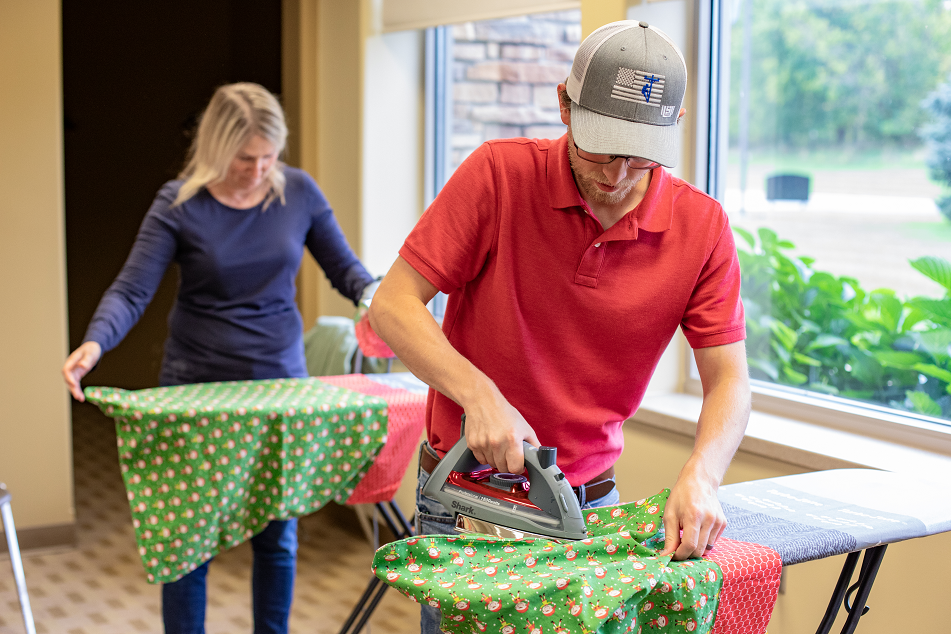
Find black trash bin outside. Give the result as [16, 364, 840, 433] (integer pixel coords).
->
[766, 174, 810, 201]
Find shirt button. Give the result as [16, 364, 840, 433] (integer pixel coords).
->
[594, 243, 601, 248]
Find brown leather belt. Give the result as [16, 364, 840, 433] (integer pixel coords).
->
[420, 443, 615, 504]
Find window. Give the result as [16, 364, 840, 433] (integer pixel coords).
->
[716, 0, 951, 424]
[426, 9, 581, 198]
[424, 10, 581, 321]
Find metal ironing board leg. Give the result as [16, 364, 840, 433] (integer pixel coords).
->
[338, 500, 415, 634]
[1, 484, 37, 634]
[814, 545, 887, 634]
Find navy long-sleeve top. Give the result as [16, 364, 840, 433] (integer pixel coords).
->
[83, 167, 373, 385]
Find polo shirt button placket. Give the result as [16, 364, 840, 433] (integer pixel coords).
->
[574, 240, 607, 287]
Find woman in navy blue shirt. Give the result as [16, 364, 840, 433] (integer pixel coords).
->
[63, 83, 374, 634]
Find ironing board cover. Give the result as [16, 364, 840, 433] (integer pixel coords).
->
[85, 377, 389, 584]
[375, 489, 732, 634]
[319, 374, 427, 504]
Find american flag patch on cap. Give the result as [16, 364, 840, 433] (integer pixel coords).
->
[612, 67, 666, 107]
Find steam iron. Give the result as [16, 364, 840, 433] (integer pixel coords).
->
[421, 416, 586, 541]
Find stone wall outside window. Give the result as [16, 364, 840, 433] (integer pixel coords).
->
[449, 10, 581, 173]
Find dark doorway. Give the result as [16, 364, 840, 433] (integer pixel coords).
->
[63, 0, 282, 390]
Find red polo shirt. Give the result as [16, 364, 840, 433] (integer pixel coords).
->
[400, 135, 744, 485]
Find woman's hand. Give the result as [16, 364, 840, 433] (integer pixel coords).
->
[62, 341, 102, 402]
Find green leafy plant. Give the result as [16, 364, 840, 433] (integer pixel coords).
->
[735, 226, 951, 420]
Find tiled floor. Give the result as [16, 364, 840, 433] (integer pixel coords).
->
[0, 402, 420, 634]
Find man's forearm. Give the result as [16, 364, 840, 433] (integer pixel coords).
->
[368, 256, 509, 416]
[369, 284, 497, 409]
[686, 341, 752, 485]
[684, 374, 751, 485]
[661, 342, 750, 559]
[368, 257, 539, 472]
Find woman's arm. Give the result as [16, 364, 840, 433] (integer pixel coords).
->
[303, 192, 374, 305]
[63, 200, 178, 399]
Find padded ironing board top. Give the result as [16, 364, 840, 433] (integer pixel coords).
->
[83, 373, 428, 584]
[719, 468, 951, 565]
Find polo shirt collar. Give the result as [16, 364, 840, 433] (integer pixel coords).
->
[546, 134, 675, 237]
[636, 168, 674, 234]
[547, 135, 585, 210]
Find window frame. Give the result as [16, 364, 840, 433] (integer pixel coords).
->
[424, 25, 453, 208]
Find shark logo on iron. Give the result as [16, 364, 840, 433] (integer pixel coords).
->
[451, 500, 475, 515]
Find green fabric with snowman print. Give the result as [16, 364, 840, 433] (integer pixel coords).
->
[374, 489, 722, 634]
[85, 377, 388, 584]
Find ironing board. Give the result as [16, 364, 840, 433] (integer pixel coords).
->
[83, 373, 428, 586]
[717, 468, 951, 634]
[371, 467, 951, 634]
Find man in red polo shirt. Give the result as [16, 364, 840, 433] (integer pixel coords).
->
[370, 18, 749, 597]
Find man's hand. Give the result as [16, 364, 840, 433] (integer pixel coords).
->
[661, 465, 727, 560]
[659, 340, 750, 560]
[461, 388, 539, 474]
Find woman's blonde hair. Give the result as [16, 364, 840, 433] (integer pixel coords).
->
[174, 82, 288, 209]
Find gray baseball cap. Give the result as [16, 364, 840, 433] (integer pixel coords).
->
[566, 21, 687, 168]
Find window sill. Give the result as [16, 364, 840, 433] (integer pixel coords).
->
[629, 392, 951, 487]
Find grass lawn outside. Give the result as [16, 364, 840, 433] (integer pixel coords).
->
[900, 221, 951, 243]
[728, 145, 933, 172]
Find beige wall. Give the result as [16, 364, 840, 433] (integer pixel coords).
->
[384, 0, 581, 32]
[0, 0, 75, 534]
[287, 0, 381, 327]
[362, 28, 425, 277]
[287, 0, 426, 322]
[580, 0, 626, 38]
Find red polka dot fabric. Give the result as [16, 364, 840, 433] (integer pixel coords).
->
[320, 375, 427, 505]
[705, 537, 782, 634]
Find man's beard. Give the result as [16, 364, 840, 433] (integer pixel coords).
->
[566, 141, 647, 206]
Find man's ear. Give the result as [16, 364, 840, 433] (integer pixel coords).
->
[557, 83, 571, 126]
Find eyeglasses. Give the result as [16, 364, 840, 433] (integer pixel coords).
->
[573, 141, 660, 170]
